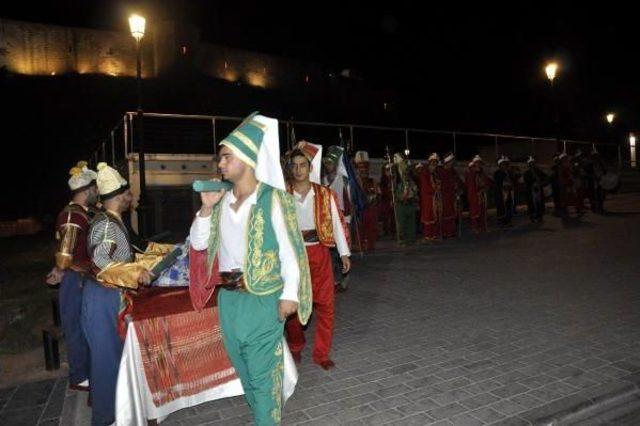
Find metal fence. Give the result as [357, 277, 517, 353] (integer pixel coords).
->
[89, 112, 623, 170]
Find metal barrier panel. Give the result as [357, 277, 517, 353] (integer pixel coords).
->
[89, 111, 621, 173]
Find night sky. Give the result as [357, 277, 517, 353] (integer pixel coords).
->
[2, 1, 638, 135]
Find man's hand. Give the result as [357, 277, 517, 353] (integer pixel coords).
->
[199, 189, 226, 217]
[278, 300, 298, 321]
[341, 256, 351, 274]
[138, 270, 154, 287]
[45, 267, 64, 286]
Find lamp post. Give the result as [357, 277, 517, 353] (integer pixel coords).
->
[545, 62, 559, 147]
[630, 133, 637, 168]
[129, 14, 148, 236]
[605, 113, 616, 155]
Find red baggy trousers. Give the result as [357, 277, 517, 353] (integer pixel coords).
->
[285, 243, 335, 363]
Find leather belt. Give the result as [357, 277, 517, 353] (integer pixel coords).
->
[302, 230, 319, 243]
[219, 271, 246, 292]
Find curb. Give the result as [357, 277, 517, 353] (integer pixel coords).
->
[493, 375, 640, 426]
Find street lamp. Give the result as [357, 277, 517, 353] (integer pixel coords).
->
[129, 14, 145, 42]
[604, 112, 616, 145]
[545, 61, 559, 146]
[606, 113, 615, 125]
[545, 62, 558, 84]
[129, 14, 148, 236]
[630, 133, 637, 168]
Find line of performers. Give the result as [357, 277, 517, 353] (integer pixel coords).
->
[330, 147, 613, 247]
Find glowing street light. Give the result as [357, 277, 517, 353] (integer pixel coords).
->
[545, 62, 558, 83]
[545, 61, 560, 141]
[129, 13, 148, 235]
[129, 14, 146, 42]
[606, 113, 615, 124]
[630, 133, 637, 168]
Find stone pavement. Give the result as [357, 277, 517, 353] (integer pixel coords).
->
[0, 378, 66, 425]
[2, 193, 640, 425]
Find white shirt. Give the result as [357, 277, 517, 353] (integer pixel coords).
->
[323, 174, 352, 223]
[190, 187, 300, 302]
[293, 187, 351, 257]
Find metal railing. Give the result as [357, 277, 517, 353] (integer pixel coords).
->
[89, 112, 624, 170]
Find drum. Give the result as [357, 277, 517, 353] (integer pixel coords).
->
[599, 172, 620, 191]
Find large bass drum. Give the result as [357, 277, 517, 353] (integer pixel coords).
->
[599, 172, 620, 191]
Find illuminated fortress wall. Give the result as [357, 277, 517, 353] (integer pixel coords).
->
[0, 18, 322, 89]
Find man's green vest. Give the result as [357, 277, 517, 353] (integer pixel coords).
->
[206, 183, 312, 324]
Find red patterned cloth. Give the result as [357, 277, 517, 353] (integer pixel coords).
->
[188, 247, 221, 312]
[130, 287, 237, 407]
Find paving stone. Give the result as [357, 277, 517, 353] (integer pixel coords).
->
[297, 414, 342, 426]
[462, 380, 504, 396]
[547, 365, 584, 379]
[436, 367, 469, 381]
[387, 363, 420, 375]
[0, 406, 45, 426]
[577, 381, 636, 404]
[509, 394, 545, 410]
[489, 398, 527, 416]
[430, 389, 474, 406]
[470, 406, 507, 423]
[426, 403, 467, 420]
[358, 409, 405, 425]
[369, 395, 412, 411]
[330, 404, 377, 423]
[374, 383, 412, 398]
[518, 394, 592, 424]
[0, 386, 16, 401]
[397, 398, 441, 415]
[386, 412, 434, 425]
[38, 419, 61, 426]
[486, 416, 531, 426]
[517, 374, 557, 389]
[433, 377, 473, 393]
[283, 410, 311, 424]
[490, 383, 530, 399]
[305, 402, 343, 419]
[450, 412, 486, 425]
[4, 380, 55, 411]
[594, 365, 631, 379]
[460, 392, 502, 410]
